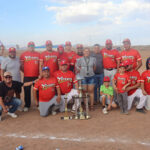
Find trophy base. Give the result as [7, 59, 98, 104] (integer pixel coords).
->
[73, 114, 91, 120]
[61, 116, 73, 120]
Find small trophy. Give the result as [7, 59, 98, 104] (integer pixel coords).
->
[61, 94, 72, 120]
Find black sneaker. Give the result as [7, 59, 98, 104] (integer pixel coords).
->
[136, 108, 146, 114]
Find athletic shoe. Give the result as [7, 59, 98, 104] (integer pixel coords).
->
[123, 111, 129, 115]
[102, 108, 108, 114]
[7, 112, 18, 118]
[51, 111, 57, 116]
[136, 108, 146, 114]
[23, 107, 29, 112]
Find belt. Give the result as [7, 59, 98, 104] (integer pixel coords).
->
[105, 68, 116, 71]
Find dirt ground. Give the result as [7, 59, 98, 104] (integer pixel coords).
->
[0, 48, 150, 150]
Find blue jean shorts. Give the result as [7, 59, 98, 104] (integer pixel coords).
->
[81, 76, 95, 85]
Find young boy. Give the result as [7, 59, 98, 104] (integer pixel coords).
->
[113, 63, 131, 114]
[100, 76, 117, 114]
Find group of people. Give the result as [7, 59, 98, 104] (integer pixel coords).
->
[0, 38, 150, 121]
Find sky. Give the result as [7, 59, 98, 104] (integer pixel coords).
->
[0, 0, 150, 47]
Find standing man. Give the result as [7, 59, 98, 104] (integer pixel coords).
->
[91, 44, 104, 104]
[1, 47, 21, 82]
[54, 59, 79, 112]
[34, 66, 62, 117]
[65, 41, 76, 71]
[0, 42, 5, 81]
[120, 38, 142, 71]
[40, 40, 59, 77]
[20, 41, 40, 112]
[101, 39, 120, 85]
[76, 47, 96, 110]
[125, 59, 146, 113]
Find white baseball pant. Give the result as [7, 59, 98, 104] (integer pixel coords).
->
[127, 89, 146, 110]
[104, 69, 117, 85]
[60, 89, 79, 112]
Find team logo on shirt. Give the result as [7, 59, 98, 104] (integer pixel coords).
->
[118, 77, 126, 84]
[24, 56, 39, 62]
[103, 53, 115, 60]
[147, 77, 150, 83]
[130, 76, 137, 84]
[57, 77, 72, 84]
[45, 55, 57, 61]
[122, 56, 134, 61]
[41, 83, 55, 90]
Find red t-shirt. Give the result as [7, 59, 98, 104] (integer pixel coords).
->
[114, 73, 130, 93]
[34, 77, 59, 102]
[40, 50, 59, 76]
[66, 51, 77, 64]
[70, 55, 83, 66]
[54, 70, 77, 94]
[20, 51, 40, 77]
[120, 49, 142, 69]
[58, 52, 69, 62]
[126, 70, 141, 96]
[141, 70, 150, 95]
[101, 48, 120, 69]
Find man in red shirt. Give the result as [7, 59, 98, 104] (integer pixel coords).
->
[124, 59, 146, 113]
[40, 40, 59, 77]
[113, 63, 131, 114]
[54, 59, 79, 112]
[65, 41, 76, 72]
[101, 39, 120, 85]
[33, 66, 61, 117]
[120, 38, 142, 70]
[141, 57, 150, 110]
[20, 41, 40, 112]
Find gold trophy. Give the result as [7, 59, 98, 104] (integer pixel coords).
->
[61, 94, 72, 120]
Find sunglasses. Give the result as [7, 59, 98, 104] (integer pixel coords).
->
[4, 76, 12, 79]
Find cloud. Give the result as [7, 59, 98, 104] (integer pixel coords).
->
[45, 0, 150, 25]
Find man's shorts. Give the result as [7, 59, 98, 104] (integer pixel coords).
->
[81, 76, 95, 85]
[100, 95, 116, 105]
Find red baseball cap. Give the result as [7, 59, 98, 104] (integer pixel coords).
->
[123, 38, 131, 44]
[28, 41, 35, 47]
[60, 59, 68, 66]
[46, 40, 52, 46]
[105, 39, 112, 45]
[9, 47, 16, 52]
[103, 76, 110, 82]
[119, 63, 126, 68]
[58, 45, 64, 51]
[76, 44, 83, 49]
[65, 41, 72, 46]
[123, 59, 132, 66]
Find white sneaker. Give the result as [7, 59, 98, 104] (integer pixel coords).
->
[7, 112, 18, 118]
[102, 108, 108, 114]
[23, 107, 29, 112]
[52, 111, 57, 115]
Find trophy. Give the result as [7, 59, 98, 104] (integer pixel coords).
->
[72, 79, 91, 120]
[61, 94, 72, 120]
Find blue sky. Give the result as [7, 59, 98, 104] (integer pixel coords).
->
[0, 0, 150, 47]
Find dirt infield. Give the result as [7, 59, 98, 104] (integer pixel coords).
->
[0, 49, 150, 150]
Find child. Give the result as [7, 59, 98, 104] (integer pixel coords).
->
[100, 76, 117, 114]
[113, 63, 131, 114]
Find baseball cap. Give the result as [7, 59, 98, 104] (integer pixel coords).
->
[9, 47, 16, 53]
[119, 63, 126, 68]
[123, 59, 132, 66]
[60, 59, 68, 66]
[123, 38, 131, 44]
[28, 41, 35, 47]
[46, 40, 52, 46]
[65, 41, 71, 46]
[4, 72, 12, 77]
[58, 45, 64, 50]
[103, 76, 110, 82]
[42, 66, 50, 71]
[105, 39, 112, 45]
[76, 44, 83, 49]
